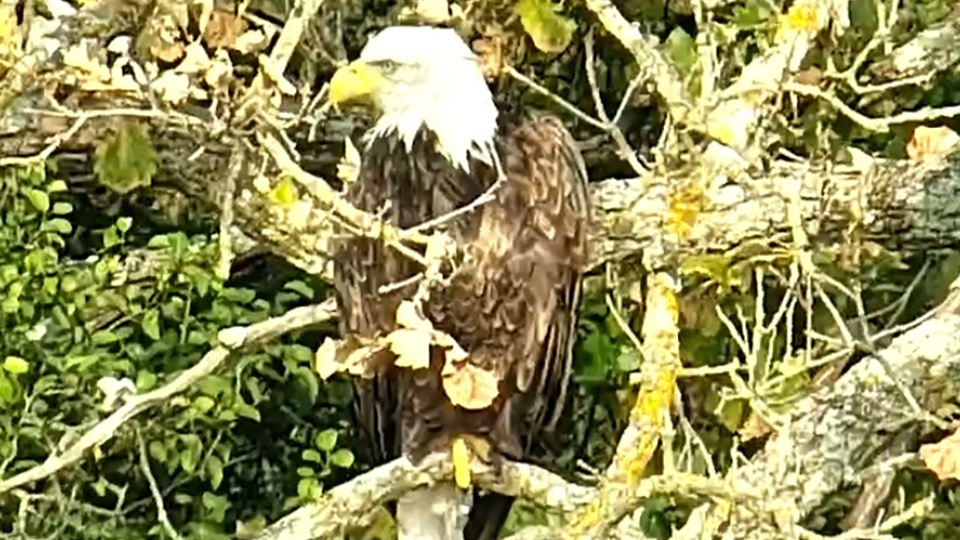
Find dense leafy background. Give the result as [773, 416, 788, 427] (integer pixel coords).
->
[2, 0, 960, 538]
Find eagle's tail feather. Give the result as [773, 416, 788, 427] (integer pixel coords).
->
[464, 493, 514, 540]
[397, 483, 472, 540]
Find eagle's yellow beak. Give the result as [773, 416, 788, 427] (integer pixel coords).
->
[329, 61, 383, 107]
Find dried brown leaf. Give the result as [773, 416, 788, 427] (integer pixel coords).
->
[907, 126, 960, 164]
[442, 361, 499, 410]
[385, 328, 432, 369]
[315, 337, 340, 380]
[204, 10, 244, 49]
[396, 300, 433, 331]
[920, 430, 960, 481]
[315, 336, 385, 379]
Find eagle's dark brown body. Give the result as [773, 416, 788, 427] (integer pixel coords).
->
[333, 114, 588, 538]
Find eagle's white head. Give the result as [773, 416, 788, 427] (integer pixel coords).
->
[329, 26, 499, 171]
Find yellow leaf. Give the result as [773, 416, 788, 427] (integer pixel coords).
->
[515, 0, 575, 54]
[396, 300, 433, 331]
[442, 361, 499, 410]
[781, 2, 822, 32]
[452, 437, 471, 489]
[315, 338, 340, 380]
[268, 176, 299, 206]
[385, 328, 432, 369]
[920, 430, 960, 481]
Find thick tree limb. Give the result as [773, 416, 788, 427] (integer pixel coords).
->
[254, 451, 748, 540]
[678, 283, 960, 539]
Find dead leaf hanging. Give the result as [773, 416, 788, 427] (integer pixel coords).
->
[442, 361, 500, 410]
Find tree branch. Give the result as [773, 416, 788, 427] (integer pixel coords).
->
[0, 300, 337, 495]
[680, 282, 960, 539]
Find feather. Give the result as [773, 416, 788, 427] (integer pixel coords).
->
[334, 111, 588, 539]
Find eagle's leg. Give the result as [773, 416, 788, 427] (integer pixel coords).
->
[397, 482, 472, 540]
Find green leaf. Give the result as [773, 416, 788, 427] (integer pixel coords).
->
[330, 448, 354, 469]
[142, 309, 161, 340]
[297, 466, 316, 477]
[148, 235, 170, 249]
[297, 478, 320, 499]
[206, 455, 224, 490]
[137, 370, 159, 391]
[615, 348, 640, 373]
[732, 0, 773, 29]
[199, 376, 232, 397]
[92, 330, 121, 345]
[180, 434, 202, 473]
[665, 27, 698, 76]
[149, 440, 168, 462]
[222, 287, 256, 304]
[103, 226, 121, 249]
[302, 449, 323, 463]
[202, 492, 229, 523]
[234, 400, 261, 422]
[516, 0, 576, 54]
[116, 216, 133, 233]
[41, 218, 73, 235]
[0, 373, 14, 402]
[284, 280, 314, 299]
[293, 366, 319, 404]
[47, 179, 68, 192]
[94, 123, 158, 194]
[284, 344, 314, 364]
[315, 429, 338, 452]
[193, 396, 216, 414]
[25, 188, 50, 212]
[43, 276, 58, 296]
[3, 356, 28, 375]
[51, 202, 73, 215]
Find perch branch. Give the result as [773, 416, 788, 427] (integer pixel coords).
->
[255, 451, 748, 540]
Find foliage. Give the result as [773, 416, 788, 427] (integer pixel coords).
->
[0, 165, 351, 538]
[3, 0, 960, 538]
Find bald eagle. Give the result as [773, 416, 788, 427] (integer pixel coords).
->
[329, 26, 589, 540]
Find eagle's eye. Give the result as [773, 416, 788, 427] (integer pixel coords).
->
[370, 59, 401, 72]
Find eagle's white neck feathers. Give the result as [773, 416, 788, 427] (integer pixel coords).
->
[359, 27, 499, 171]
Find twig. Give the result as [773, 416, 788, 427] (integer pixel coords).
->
[581, 0, 692, 123]
[401, 175, 504, 238]
[583, 30, 649, 176]
[238, 0, 327, 118]
[0, 300, 338, 495]
[259, 132, 430, 266]
[0, 106, 202, 167]
[217, 142, 244, 280]
[503, 66, 607, 130]
[781, 82, 960, 132]
[137, 429, 183, 540]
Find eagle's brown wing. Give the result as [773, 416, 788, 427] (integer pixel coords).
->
[453, 115, 589, 540]
[333, 113, 588, 504]
[423, 114, 589, 459]
[333, 128, 492, 464]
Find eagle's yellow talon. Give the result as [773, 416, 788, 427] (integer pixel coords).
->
[452, 437, 471, 489]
